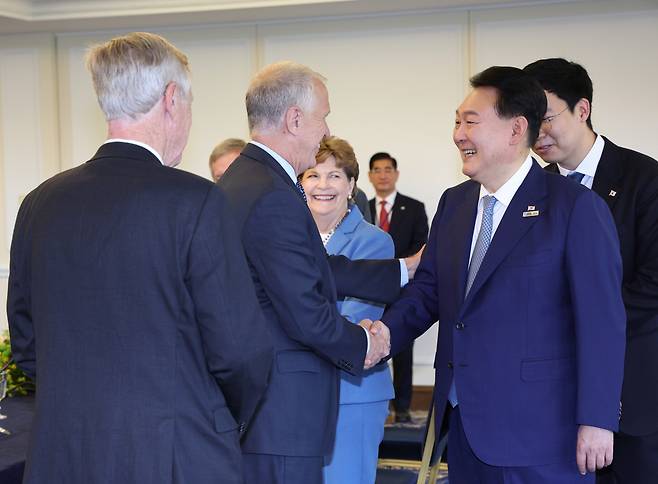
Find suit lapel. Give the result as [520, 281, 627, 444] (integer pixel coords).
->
[591, 137, 623, 212]
[388, 193, 406, 236]
[462, 161, 547, 308]
[443, 184, 479, 307]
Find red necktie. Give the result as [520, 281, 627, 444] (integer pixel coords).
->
[379, 200, 390, 232]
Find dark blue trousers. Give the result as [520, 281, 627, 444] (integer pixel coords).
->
[242, 453, 323, 484]
[447, 406, 594, 484]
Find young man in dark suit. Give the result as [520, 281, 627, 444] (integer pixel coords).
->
[368, 152, 428, 422]
[525, 57, 658, 484]
[379, 66, 625, 483]
[8, 33, 273, 484]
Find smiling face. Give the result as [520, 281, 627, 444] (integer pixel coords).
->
[300, 155, 354, 228]
[453, 87, 524, 192]
[533, 91, 595, 171]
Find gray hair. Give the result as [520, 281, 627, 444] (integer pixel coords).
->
[86, 32, 191, 121]
[246, 61, 326, 133]
[209, 138, 246, 165]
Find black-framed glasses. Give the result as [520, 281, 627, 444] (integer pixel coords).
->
[541, 107, 569, 128]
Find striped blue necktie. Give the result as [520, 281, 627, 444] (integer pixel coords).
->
[448, 194, 497, 407]
[567, 171, 585, 184]
[296, 181, 307, 202]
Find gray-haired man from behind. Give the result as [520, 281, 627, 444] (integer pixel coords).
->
[8, 32, 272, 484]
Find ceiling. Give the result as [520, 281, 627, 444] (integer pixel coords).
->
[0, 0, 583, 35]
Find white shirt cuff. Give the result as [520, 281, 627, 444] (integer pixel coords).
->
[399, 259, 409, 286]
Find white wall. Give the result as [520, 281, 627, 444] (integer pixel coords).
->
[1, 0, 657, 384]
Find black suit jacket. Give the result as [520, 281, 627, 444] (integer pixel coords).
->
[369, 193, 428, 258]
[218, 143, 399, 457]
[8, 142, 273, 484]
[546, 136, 658, 434]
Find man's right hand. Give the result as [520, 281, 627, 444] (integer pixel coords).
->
[360, 319, 390, 369]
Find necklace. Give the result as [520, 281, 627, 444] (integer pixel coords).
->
[320, 208, 351, 247]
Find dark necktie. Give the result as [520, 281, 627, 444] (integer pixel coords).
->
[379, 200, 390, 232]
[567, 171, 585, 184]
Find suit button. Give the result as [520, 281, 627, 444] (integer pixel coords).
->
[447, 361, 453, 369]
[455, 322, 465, 330]
[239, 422, 246, 434]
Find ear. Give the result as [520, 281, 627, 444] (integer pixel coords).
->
[349, 177, 355, 194]
[575, 98, 591, 124]
[163, 82, 177, 115]
[510, 116, 529, 146]
[284, 106, 303, 134]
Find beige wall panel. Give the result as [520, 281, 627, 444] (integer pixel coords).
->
[0, 34, 58, 332]
[472, 0, 658, 159]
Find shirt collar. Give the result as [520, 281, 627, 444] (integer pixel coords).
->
[249, 140, 297, 183]
[376, 191, 397, 206]
[557, 134, 604, 178]
[104, 139, 164, 165]
[479, 155, 533, 207]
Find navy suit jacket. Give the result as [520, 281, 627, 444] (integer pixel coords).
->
[547, 136, 658, 435]
[218, 143, 399, 457]
[383, 161, 626, 466]
[369, 192, 428, 258]
[8, 142, 273, 484]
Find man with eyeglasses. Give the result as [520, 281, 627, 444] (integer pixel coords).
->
[367, 152, 428, 423]
[524, 57, 658, 484]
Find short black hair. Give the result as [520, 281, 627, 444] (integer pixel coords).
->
[369, 152, 397, 171]
[523, 58, 593, 130]
[470, 66, 547, 147]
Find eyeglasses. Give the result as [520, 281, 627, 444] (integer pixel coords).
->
[541, 107, 569, 128]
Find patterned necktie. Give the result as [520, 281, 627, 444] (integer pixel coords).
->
[567, 171, 585, 184]
[465, 195, 497, 297]
[295, 181, 307, 203]
[379, 200, 390, 232]
[449, 194, 497, 407]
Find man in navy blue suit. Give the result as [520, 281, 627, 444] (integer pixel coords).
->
[219, 62, 395, 484]
[379, 66, 626, 483]
[8, 32, 273, 484]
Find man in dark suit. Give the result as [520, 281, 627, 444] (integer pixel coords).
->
[524, 57, 658, 484]
[218, 61, 396, 484]
[379, 66, 625, 483]
[368, 152, 429, 422]
[7, 33, 273, 484]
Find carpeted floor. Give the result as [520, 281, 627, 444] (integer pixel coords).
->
[376, 410, 448, 483]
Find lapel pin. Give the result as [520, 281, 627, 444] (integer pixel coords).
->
[609, 190, 617, 197]
[400, 206, 406, 210]
[527, 205, 535, 210]
[522, 208, 539, 217]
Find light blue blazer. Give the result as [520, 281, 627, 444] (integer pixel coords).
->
[326, 205, 396, 404]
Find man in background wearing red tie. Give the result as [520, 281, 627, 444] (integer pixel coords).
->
[368, 152, 428, 422]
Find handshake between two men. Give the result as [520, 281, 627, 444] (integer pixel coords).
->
[360, 319, 391, 370]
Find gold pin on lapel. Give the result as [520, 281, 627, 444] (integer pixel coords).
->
[523, 205, 539, 217]
[609, 190, 617, 197]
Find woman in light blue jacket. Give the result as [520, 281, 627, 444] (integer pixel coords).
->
[300, 136, 395, 484]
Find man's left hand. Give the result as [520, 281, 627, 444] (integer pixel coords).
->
[576, 425, 613, 474]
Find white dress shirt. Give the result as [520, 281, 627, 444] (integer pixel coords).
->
[104, 138, 164, 165]
[375, 191, 397, 228]
[469, 155, 533, 262]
